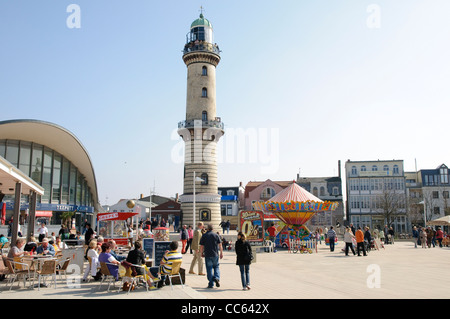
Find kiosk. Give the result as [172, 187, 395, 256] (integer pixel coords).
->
[96, 211, 138, 246]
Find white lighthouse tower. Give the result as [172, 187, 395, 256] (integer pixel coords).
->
[178, 12, 224, 229]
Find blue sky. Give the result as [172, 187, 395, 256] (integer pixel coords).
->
[1, 1, 450, 205]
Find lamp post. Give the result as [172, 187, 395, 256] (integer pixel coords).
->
[193, 171, 205, 227]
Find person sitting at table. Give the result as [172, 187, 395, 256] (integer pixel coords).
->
[55, 236, 68, 250]
[147, 240, 182, 288]
[108, 240, 126, 262]
[125, 241, 155, 288]
[24, 236, 38, 254]
[83, 239, 99, 282]
[0, 234, 8, 248]
[49, 239, 59, 253]
[36, 238, 56, 256]
[98, 242, 120, 280]
[96, 236, 104, 252]
[7, 237, 27, 258]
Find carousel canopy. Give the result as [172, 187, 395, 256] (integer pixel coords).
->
[264, 181, 338, 228]
[269, 181, 322, 203]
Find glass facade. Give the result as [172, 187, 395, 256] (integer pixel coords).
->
[0, 139, 93, 208]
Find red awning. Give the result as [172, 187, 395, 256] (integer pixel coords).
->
[97, 212, 138, 221]
[35, 211, 53, 218]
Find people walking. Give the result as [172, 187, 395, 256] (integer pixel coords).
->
[356, 227, 367, 256]
[412, 226, 419, 248]
[189, 222, 206, 276]
[180, 225, 188, 254]
[419, 227, 427, 248]
[327, 226, 337, 252]
[436, 227, 444, 248]
[200, 224, 223, 288]
[343, 227, 356, 256]
[186, 225, 193, 254]
[235, 232, 253, 290]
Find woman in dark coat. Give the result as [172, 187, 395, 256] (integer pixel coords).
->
[235, 231, 252, 290]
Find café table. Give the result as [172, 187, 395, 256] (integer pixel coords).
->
[22, 254, 57, 288]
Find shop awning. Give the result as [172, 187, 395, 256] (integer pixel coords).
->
[35, 211, 53, 218]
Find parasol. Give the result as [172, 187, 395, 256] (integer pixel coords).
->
[427, 215, 450, 226]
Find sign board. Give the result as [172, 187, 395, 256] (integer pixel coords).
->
[154, 241, 171, 267]
[239, 211, 264, 246]
[98, 212, 119, 221]
[142, 238, 154, 259]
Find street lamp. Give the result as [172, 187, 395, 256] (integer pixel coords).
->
[193, 171, 205, 227]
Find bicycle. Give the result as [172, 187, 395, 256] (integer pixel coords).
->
[293, 242, 312, 254]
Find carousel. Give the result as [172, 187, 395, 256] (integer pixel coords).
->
[256, 181, 339, 251]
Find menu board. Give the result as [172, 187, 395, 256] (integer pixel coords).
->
[142, 238, 154, 259]
[154, 241, 171, 267]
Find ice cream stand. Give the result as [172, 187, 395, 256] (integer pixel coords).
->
[255, 182, 339, 252]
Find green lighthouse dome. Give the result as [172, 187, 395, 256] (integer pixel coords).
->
[190, 13, 213, 29]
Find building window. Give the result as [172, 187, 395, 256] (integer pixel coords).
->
[202, 87, 208, 98]
[433, 191, 439, 199]
[313, 187, 318, 197]
[227, 190, 235, 196]
[202, 111, 207, 121]
[361, 165, 366, 172]
[443, 191, 449, 199]
[202, 66, 207, 76]
[433, 207, 440, 215]
[351, 166, 357, 175]
[393, 165, 399, 175]
[320, 187, 325, 196]
[372, 165, 378, 171]
[383, 165, 389, 174]
[332, 187, 339, 195]
[201, 173, 208, 185]
[261, 187, 275, 199]
[440, 167, 449, 184]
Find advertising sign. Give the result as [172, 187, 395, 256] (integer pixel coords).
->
[239, 210, 264, 246]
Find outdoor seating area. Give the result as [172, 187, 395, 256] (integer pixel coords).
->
[0, 253, 71, 291]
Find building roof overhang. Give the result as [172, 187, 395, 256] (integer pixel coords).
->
[0, 119, 99, 211]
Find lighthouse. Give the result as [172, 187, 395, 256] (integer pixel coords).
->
[178, 12, 224, 229]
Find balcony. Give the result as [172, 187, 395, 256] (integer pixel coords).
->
[178, 119, 224, 130]
[183, 41, 221, 55]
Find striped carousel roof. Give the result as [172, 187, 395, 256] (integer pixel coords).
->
[268, 181, 323, 203]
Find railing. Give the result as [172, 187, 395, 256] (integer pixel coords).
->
[178, 119, 224, 130]
[183, 41, 221, 55]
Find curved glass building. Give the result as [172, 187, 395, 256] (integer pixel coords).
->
[0, 119, 99, 227]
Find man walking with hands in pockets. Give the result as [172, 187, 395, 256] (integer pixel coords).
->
[189, 222, 206, 276]
[200, 224, 223, 288]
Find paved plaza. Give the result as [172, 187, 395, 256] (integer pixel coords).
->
[1, 233, 449, 302]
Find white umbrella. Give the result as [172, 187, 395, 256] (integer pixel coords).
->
[427, 215, 450, 226]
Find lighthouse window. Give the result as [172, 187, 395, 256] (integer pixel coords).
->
[202, 111, 207, 121]
[202, 66, 207, 76]
[202, 88, 208, 98]
[201, 173, 208, 185]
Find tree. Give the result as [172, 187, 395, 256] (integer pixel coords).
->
[61, 211, 75, 229]
[375, 185, 406, 228]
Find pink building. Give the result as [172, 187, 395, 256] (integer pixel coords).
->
[243, 179, 293, 210]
